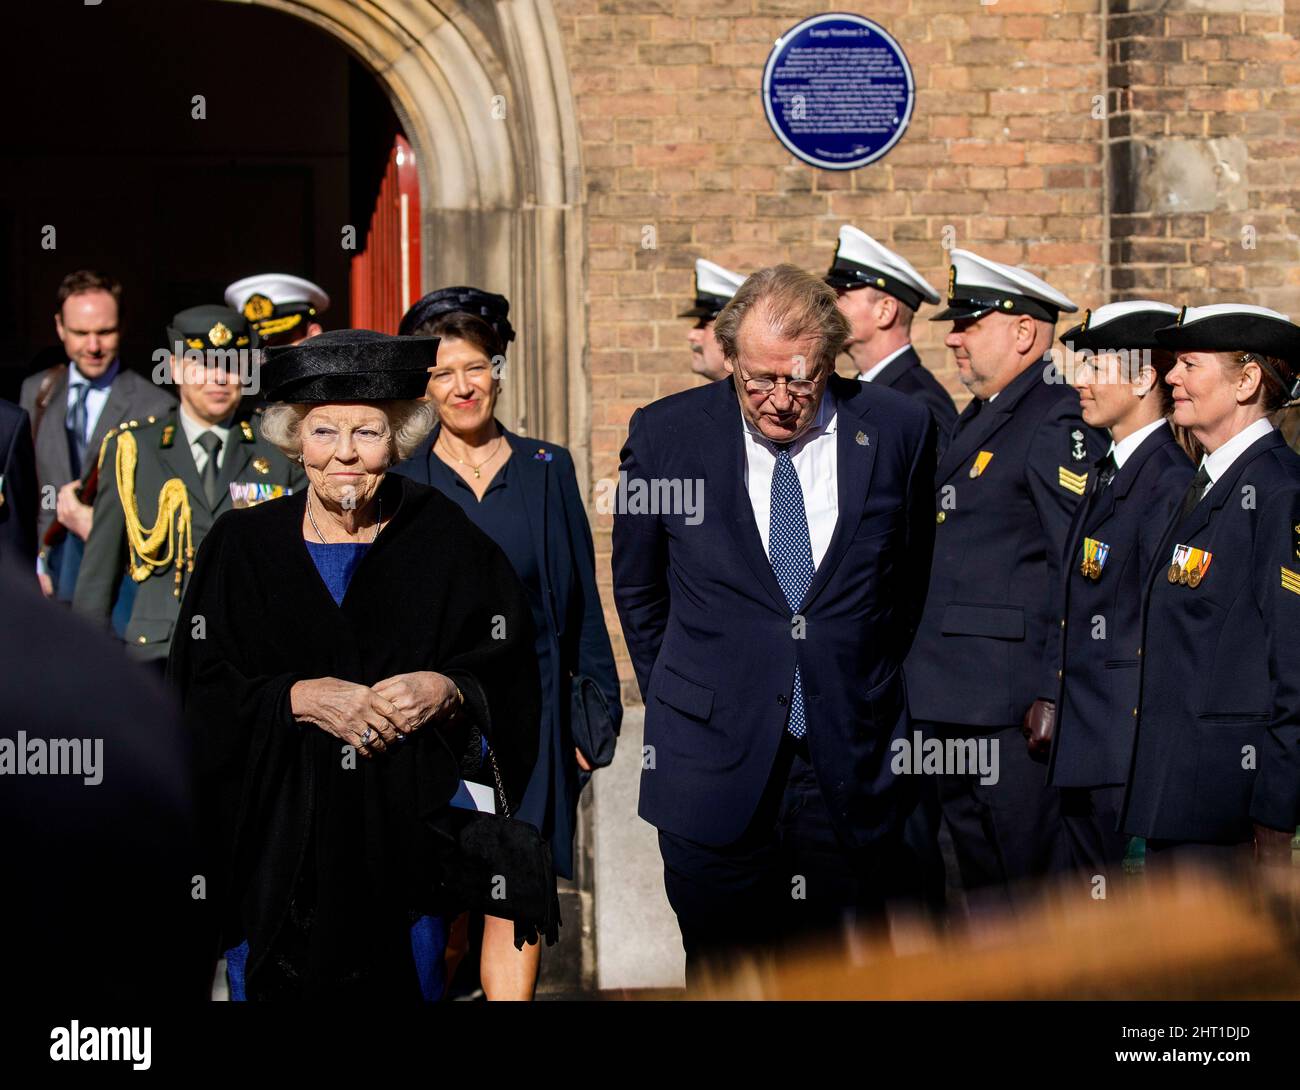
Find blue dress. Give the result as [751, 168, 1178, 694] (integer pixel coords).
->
[225, 539, 448, 1002]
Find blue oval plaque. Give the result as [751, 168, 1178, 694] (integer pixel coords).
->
[762, 13, 915, 172]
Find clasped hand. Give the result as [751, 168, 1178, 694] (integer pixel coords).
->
[290, 672, 461, 757]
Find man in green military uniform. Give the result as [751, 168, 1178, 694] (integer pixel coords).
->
[74, 305, 305, 663]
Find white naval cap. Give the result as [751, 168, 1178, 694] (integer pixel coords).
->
[825, 225, 940, 310]
[1060, 300, 1180, 352]
[679, 259, 746, 320]
[933, 248, 1078, 323]
[1156, 304, 1300, 395]
[224, 273, 330, 341]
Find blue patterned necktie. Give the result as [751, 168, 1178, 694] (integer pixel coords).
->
[66, 382, 90, 478]
[769, 444, 816, 738]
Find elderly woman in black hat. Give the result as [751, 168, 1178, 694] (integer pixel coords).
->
[1040, 302, 1195, 880]
[167, 329, 544, 1000]
[1122, 304, 1300, 868]
[395, 288, 622, 999]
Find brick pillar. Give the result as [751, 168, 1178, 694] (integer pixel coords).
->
[1106, 0, 1300, 309]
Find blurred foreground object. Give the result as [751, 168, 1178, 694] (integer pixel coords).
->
[0, 557, 201, 1001]
[696, 864, 1300, 1000]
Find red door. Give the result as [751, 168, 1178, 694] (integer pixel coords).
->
[350, 134, 422, 333]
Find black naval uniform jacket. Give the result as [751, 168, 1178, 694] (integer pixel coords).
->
[1046, 423, 1193, 789]
[868, 345, 959, 455]
[904, 356, 1108, 727]
[1122, 429, 1300, 843]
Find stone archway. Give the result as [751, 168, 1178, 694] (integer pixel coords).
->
[220, 0, 590, 480]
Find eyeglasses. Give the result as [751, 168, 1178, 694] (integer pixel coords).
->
[735, 364, 823, 398]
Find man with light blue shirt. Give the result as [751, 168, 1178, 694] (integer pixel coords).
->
[19, 271, 173, 600]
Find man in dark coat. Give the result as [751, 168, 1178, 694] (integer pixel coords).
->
[904, 249, 1107, 899]
[827, 225, 958, 450]
[613, 265, 935, 979]
[19, 270, 173, 599]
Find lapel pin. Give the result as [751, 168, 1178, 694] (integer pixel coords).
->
[855, 431, 868, 447]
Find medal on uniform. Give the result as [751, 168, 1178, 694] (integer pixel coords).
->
[1168, 543, 1188, 584]
[969, 450, 994, 479]
[1184, 546, 1212, 588]
[1080, 537, 1109, 580]
[251, 456, 270, 475]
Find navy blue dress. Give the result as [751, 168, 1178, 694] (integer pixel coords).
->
[416, 456, 558, 833]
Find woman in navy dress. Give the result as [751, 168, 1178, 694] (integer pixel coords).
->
[1042, 301, 1194, 880]
[395, 288, 623, 998]
[1122, 305, 1300, 867]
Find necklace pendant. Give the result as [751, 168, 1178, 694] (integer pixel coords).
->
[473, 467, 481, 479]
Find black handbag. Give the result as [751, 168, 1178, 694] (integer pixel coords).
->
[570, 673, 619, 769]
[427, 747, 560, 949]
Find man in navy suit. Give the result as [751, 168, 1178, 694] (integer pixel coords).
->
[827, 225, 958, 450]
[904, 250, 1107, 899]
[0, 398, 38, 567]
[613, 264, 935, 977]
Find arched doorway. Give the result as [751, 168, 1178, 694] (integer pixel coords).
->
[224, 0, 591, 480]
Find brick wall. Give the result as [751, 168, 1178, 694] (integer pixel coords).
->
[552, 0, 1294, 702]
[1107, 0, 1300, 309]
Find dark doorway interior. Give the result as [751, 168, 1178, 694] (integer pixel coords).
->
[0, 0, 403, 402]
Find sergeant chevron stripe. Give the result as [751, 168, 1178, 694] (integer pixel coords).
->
[1058, 466, 1089, 496]
[1282, 566, 1300, 596]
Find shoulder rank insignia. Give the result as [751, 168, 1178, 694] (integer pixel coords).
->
[160, 424, 175, 449]
[969, 451, 993, 478]
[1080, 537, 1110, 580]
[1167, 543, 1212, 588]
[239, 420, 255, 443]
[1058, 466, 1088, 495]
[533, 448, 552, 462]
[1070, 428, 1087, 462]
[1283, 566, 1300, 596]
[251, 456, 270, 475]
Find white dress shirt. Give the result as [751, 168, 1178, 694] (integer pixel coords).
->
[1200, 416, 1274, 489]
[857, 344, 911, 384]
[1109, 417, 1167, 470]
[65, 359, 120, 446]
[178, 404, 233, 476]
[741, 390, 839, 569]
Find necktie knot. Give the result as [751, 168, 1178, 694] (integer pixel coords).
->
[197, 430, 223, 456]
[1094, 451, 1118, 490]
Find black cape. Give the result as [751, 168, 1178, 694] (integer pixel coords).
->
[167, 472, 541, 999]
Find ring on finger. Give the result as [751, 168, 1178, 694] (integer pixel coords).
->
[361, 726, 374, 746]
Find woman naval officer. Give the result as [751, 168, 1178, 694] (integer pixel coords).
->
[1121, 305, 1300, 866]
[1042, 302, 1195, 878]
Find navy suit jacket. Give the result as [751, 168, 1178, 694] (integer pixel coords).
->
[0, 398, 37, 568]
[869, 346, 958, 456]
[1046, 424, 1193, 789]
[904, 357, 1108, 727]
[1122, 430, 1300, 842]
[612, 375, 936, 849]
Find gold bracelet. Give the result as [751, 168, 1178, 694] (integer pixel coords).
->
[454, 684, 464, 706]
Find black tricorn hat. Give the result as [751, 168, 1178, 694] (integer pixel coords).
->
[1059, 301, 1180, 353]
[398, 286, 515, 346]
[259, 329, 438, 403]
